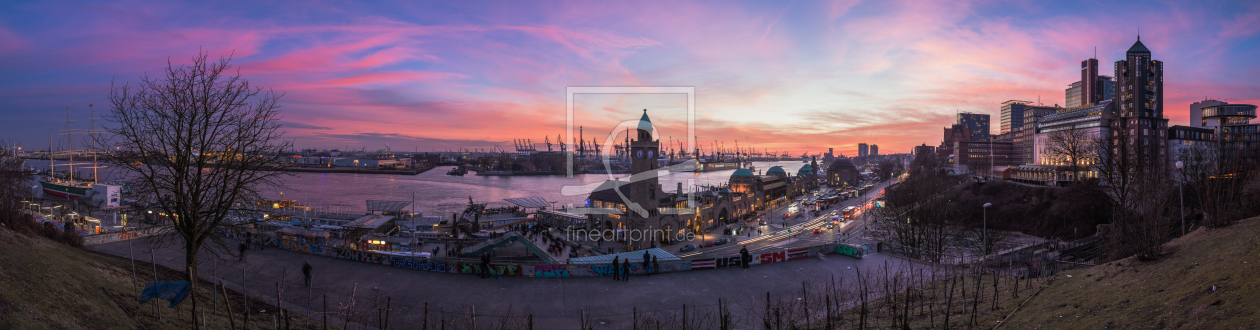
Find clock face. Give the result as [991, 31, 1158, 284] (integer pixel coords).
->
[636, 150, 644, 159]
[647, 150, 654, 159]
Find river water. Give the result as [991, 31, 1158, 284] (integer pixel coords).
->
[26, 159, 811, 216]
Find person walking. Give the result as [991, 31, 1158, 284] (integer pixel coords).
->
[480, 253, 491, 279]
[622, 259, 631, 282]
[642, 251, 651, 276]
[652, 256, 659, 275]
[612, 256, 621, 281]
[740, 246, 751, 269]
[238, 241, 247, 262]
[302, 260, 313, 288]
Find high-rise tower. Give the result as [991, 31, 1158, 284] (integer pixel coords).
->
[1111, 36, 1168, 166]
[628, 110, 661, 226]
[1082, 58, 1099, 106]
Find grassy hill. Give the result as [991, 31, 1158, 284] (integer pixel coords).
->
[0, 226, 327, 329]
[1002, 217, 1260, 328]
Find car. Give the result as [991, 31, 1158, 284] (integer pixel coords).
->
[701, 241, 717, 248]
[812, 228, 821, 234]
[679, 244, 697, 252]
[826, 223, 835, 229]
[715, 238, 730, 245]
[831, 211, 838, 216]
[758, 219, 767, 226]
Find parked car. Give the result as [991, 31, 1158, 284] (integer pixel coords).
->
[701, 241, 717, 248]
[715, 238, 729, 245]
[680, 244, 697, 252]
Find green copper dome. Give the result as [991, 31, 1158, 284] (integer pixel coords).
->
[766, 166, 786, 175]
[1127, 36, 1150, 53]
[637, 109, 653, 132]
[799, 164, 813, 174]
[731, 168, 755, 177]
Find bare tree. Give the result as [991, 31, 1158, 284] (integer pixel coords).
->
[1176, 144, 1259, 228]
[1042, 126, 1096, 181]
[874, 173, 962, 263]
[1, 142, 37, 232]
[1095, 121, 1174, 261]
[103, 51, 291, 328]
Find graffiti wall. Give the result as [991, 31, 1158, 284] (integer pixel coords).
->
[216, 229, 844, 278]
[389, 257, 451, 273]
[531, 264, 571, 278]
[82, 227, 164, 245]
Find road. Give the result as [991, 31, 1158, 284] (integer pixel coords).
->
[86, 180, 921, 329]
[673, 179, 898, 259]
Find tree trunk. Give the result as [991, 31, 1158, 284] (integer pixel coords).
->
[187, 240, 201, 330]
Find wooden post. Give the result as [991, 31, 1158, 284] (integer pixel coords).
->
[221, 281, 236, 330]
[275, 282, 281, 330]
[151, 249, 161, 320]
[323, 294, 327, 330]
[423, 302, 428, 330]
[384, 297, 391, 330]
[243, 267, 249, 329]
[214, 258, 218, 315]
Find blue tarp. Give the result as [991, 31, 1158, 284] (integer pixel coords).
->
[140, 281, 191, 308]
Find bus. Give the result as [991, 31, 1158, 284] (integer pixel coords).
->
[842, 206, 858, 220]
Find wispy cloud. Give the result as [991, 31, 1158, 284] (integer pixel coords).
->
[1, 0, 1258, 155]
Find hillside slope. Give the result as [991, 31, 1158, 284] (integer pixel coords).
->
[1004, 217, 1260, 328]
[0, 226, 325, 329]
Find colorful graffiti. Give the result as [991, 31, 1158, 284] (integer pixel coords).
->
[714, 256, 745, 268]
[334, 248, 385, 263]
[758, 251, 786, 264]
[532, 265, 571, 277]
[281, 240, 323, 254]
[587, 263, 640, 276]
[390, 257, 450, 273]
[787, 248, 809, 260]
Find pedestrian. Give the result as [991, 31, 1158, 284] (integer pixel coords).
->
[642, 251, 651, 276]
[612, 256, 620, 280]
[740, 246, 751, 269]
[622, 259, 631, 282]
[238, 241, 247, 262]
[302, 260, 313, 288]
[652, 255, 659, 275]
[480, 253, 491, 279]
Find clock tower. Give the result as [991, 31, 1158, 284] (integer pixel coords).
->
[628, 110, 661, 229]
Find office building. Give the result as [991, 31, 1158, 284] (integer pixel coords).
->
[1001, 100, 1034, 134]
[952, 141, 1016, 177]
[1204, 103, 1260, 149]
[914, 144, 936, 157]
[858, 143, 869, 158]
[1014, 105, 1061, 165]
[870, 144, 879, 156]
[1110, 36, 1169, 167]
[1190, 99, 1229, 129]
[956, 113, 991, 142]
[1065, 59, 1115, 108]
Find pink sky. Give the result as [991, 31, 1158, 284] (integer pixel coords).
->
[2, 0, 1259, 156]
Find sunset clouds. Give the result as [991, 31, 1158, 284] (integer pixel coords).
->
[2, 0, 1258, 155]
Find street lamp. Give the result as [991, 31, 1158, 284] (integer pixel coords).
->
[1175, 161, 1184, 236]
[982, 202, 992, 255]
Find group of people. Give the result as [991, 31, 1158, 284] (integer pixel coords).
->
[609, 251, 662, 281]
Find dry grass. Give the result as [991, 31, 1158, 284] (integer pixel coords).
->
[1001, 217, 1260, 329]
[0, 226, 334, 329]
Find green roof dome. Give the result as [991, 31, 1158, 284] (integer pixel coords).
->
[799, 164, 813, 173]
[637, 110, 653, 132]
[766, 166, 786, 175]
[731, 168, 755, 177]
[1127, 36, 1150, 53]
